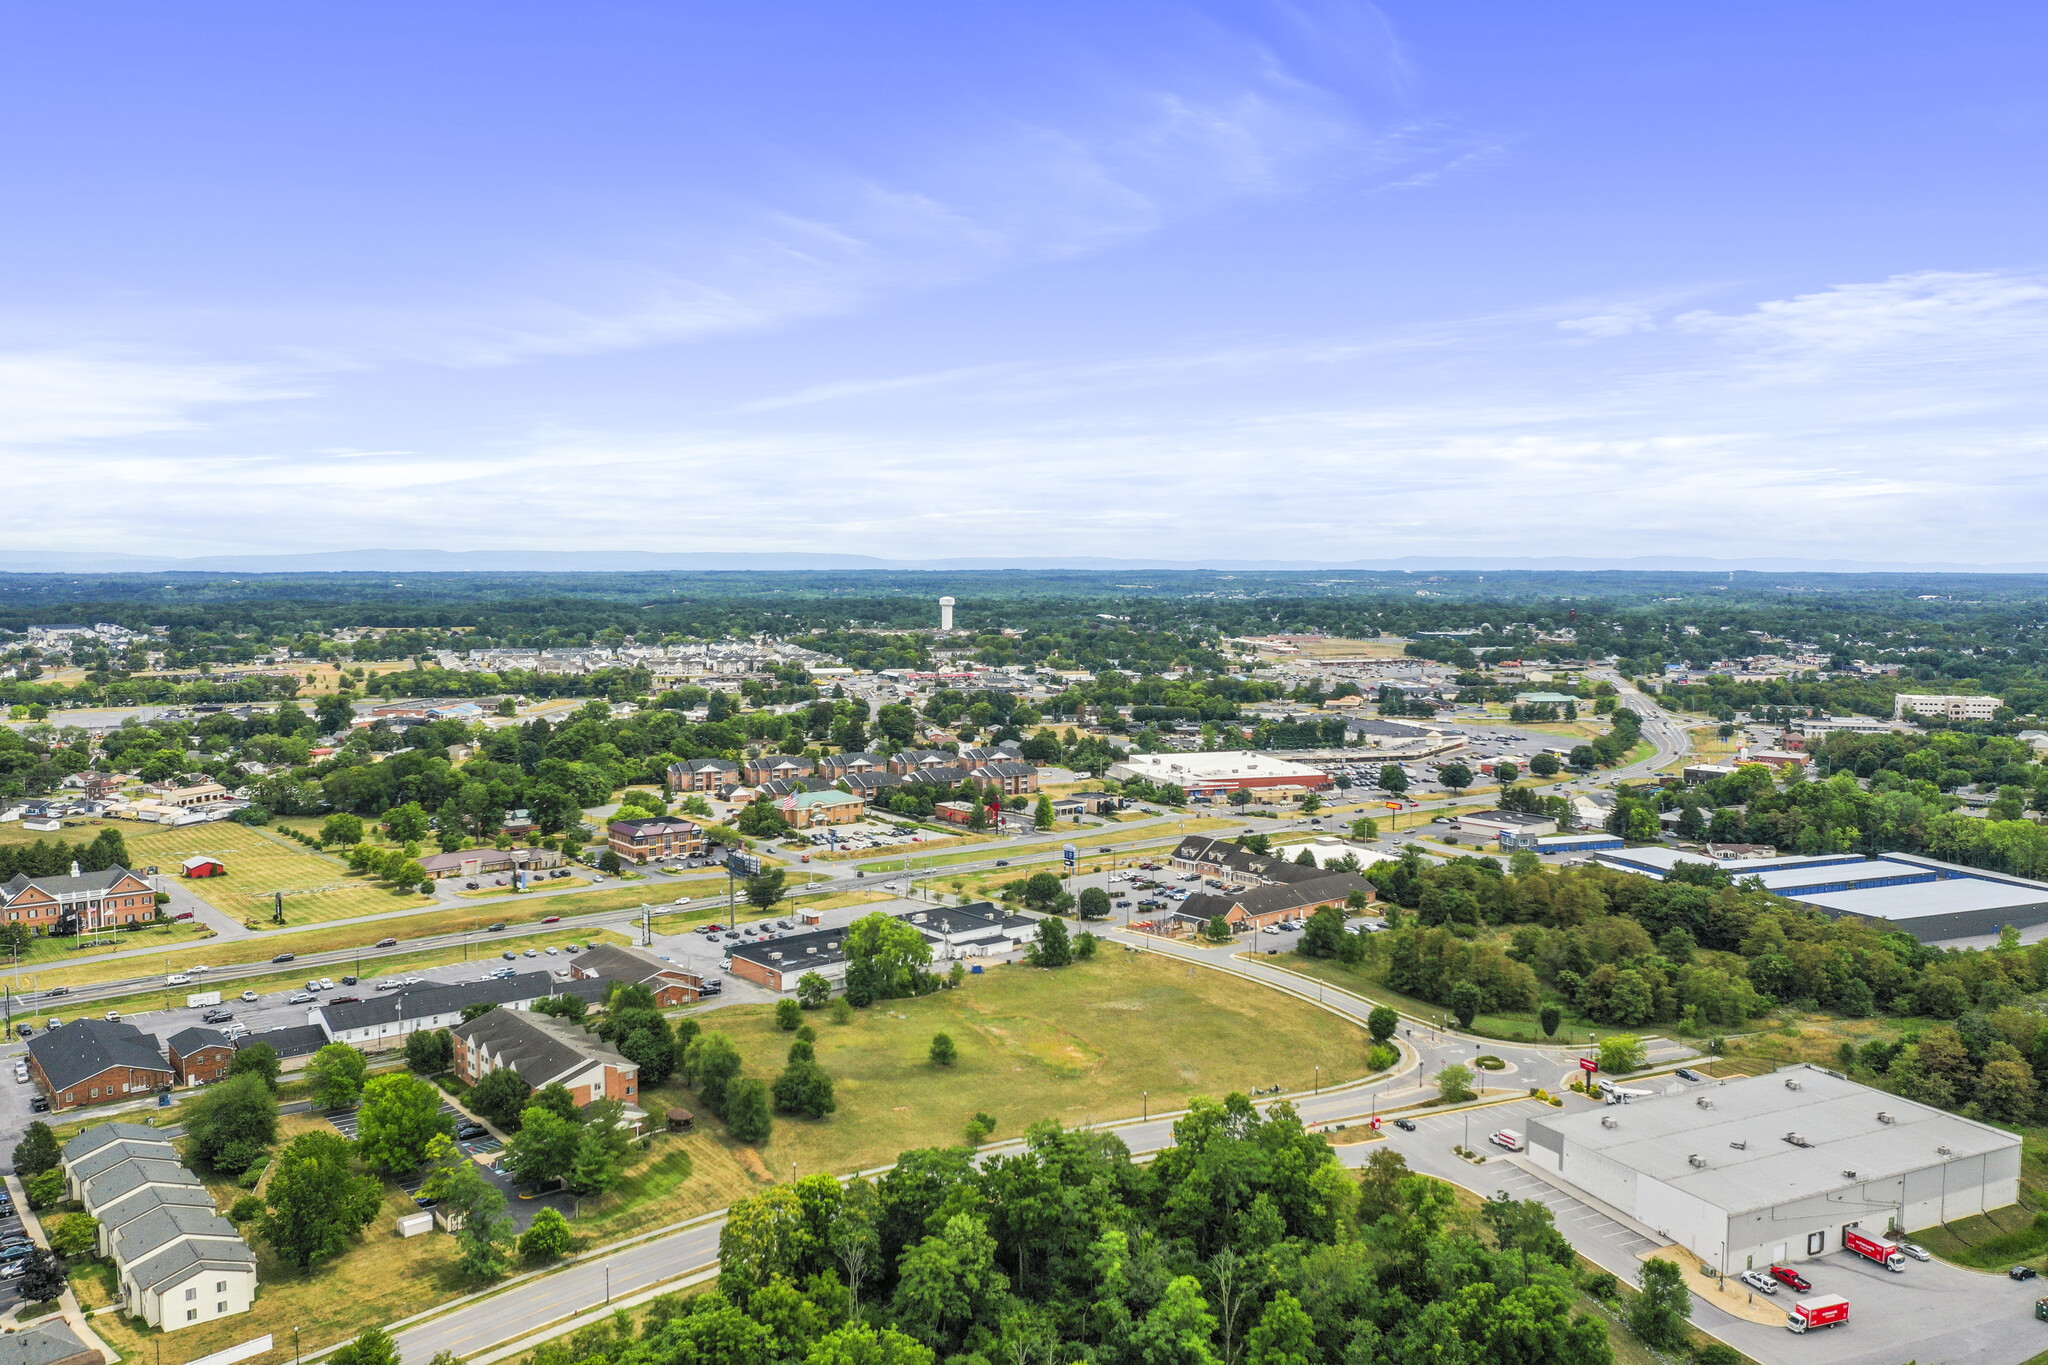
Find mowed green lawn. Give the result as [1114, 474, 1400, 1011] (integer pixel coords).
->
[654, 948, 1371, 1186]
[128, 822, 434, 925]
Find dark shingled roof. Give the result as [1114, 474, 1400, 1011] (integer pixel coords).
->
[318, 970, 609, 1034]
[0, 1320, 100, 1365]
[29, 1018, 172, 1093]
[165, 1026, 235, 1058]
[62, 1121, 162, 1164]
[67, 1138, 180, 1188]
[237, 1024, 331, 1062]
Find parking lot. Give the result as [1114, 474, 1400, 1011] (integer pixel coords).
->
[0, 1188, 29, 1312]
[1355, 1094, 2048, 1365]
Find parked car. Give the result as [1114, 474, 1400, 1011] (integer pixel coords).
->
[29, 1096, 49, 1113]
[544, 946, 559, 955]
[1392, 1118, 1416, 1131]
[377, 937, 398, 947]
[202, 1010, 234, 1024]
[240, 990, 259, 1002]
[2013, 1265, 2039, 1281]
[1769, 1266, 1811, 1292]
[329, 995, 361, 1004]
[1897, 1240, 1930, 1262]
[287, 992, 314, 1005]
[503, 951, 517, 960]
[1675, 1067, 1705, 1082]
[1738, 1269, 1777, 1294]
[341, 975, 359, 986]
[0, 1245, 33, 1263]
[457, 1122, 488, 1140]
[524, 948, 538, 957]
[320, 978, 335, 990]
[464, 881, 479, 890]
[105, 1010, 121, 1022]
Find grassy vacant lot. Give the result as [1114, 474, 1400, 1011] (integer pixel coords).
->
[128, 822, 433, 926]
[653, 949, 1370, 1200]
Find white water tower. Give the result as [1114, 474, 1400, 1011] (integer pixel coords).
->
[939, 596, 955, 631]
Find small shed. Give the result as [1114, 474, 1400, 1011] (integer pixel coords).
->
[182, 854, 226, 878]
[666, 1107, 694, 1133]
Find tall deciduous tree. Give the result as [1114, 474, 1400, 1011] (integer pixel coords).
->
[307, 1042, 368, 1109]
[259, 1132, 382, 1269]
[356, 1072, 452, 1174]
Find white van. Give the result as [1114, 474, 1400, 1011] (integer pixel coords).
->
[1488, 1129, 1525, 1152]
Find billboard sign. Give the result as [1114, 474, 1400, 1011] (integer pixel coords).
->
[726, 850, 763, 877]
[1062, 842, 1077, 870]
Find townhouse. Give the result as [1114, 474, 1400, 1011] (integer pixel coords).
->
[63, 1125, 255, 1331]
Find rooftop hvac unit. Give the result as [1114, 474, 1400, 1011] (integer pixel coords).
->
[1877, 1111, 1895, 1124]
[1785, 1078, 1803, 1091]
[1600, 1116, 1618, 1129]
[1688, 1154, 1707, 1168]
[1938, 1145, 1953, 1156]
[1730, 1140, 1748, 1150]
[770, 952, 783, 961]
[806, 946, 818, 955]
[1696, 1097, 1714, 1108]
[1842, 1170, 1858, 1179]
[1784, 1133, 1811, 1148]
[829, 941, 840, 949]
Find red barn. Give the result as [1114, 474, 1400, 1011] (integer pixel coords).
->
[181, 855, 225, 878]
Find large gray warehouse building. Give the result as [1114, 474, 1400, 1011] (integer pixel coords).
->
[1593, 848, 2048, 942]
[1525, 1067, 2020, 1275]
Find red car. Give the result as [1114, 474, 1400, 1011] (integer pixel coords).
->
[542, 915, 562, 923]
[1768, 1265, 1811, 1292]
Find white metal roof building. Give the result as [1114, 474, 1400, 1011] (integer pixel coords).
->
[1525, 1067, 2019, 1276]
[1593, 848, 2048, 942]
[1105, 752, 1332, 794]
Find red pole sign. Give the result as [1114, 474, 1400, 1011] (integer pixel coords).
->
[1579, 1058, 1599, 1073]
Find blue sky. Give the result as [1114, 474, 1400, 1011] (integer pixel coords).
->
[3, 2, 2044, 563]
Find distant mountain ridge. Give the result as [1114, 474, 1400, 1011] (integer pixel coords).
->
[5, 549, 2048, 575]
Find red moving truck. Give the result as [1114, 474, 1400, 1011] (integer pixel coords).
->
[1787, 1295, 1850, 1333]
[1843, 1228, 1906, 1272]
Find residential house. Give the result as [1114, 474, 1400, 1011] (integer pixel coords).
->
[606, 815, 706, 865]
[28, 1018, 175, 1110]
[451, 1009, 643, 1127]
[164, 1028, 237, 1086]
[572, 943, 704, 1007]
[63, 1124, 256, 1332]
[1, 864, 157, 936]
